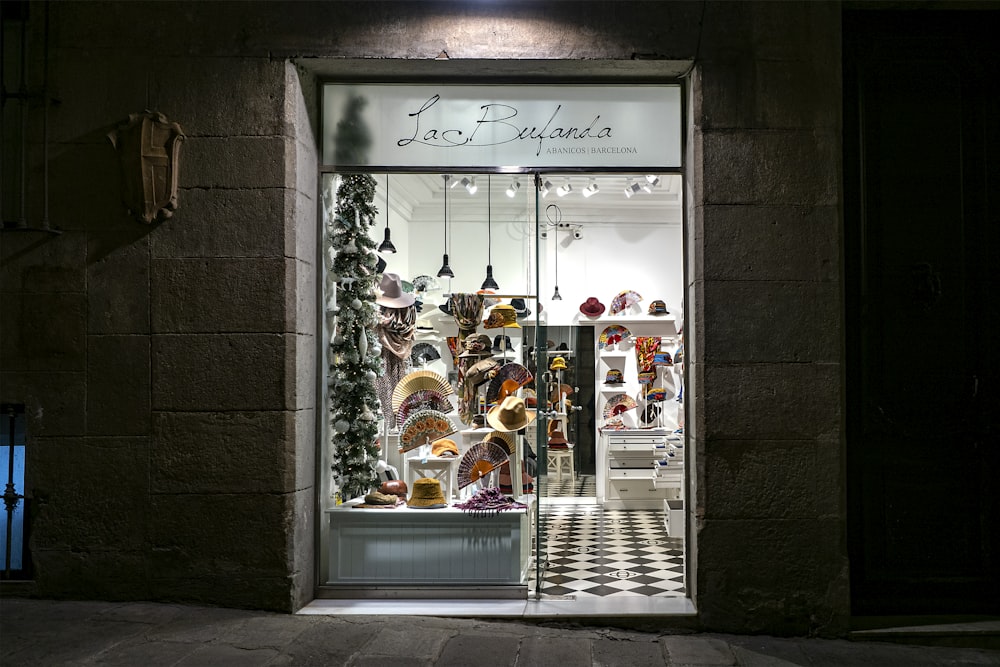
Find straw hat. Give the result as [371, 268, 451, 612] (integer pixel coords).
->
[486, 396, 536, 432]
[407, 477, 447, 508]
[375, 273, 416, 308]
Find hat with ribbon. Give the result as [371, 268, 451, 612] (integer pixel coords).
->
[492, 334, 514, 354]
[486, 395, 537, 432]
[604, 368, 625, 384]
[375, 273, 416, 308]
[431, 438, 459, 457]
[458, 334, 494, 358]
[407, 477, 448, 508]
[465, 358, 500, 388]
[579, 297, 606, 317]
[510, 298, 532, 319]
[549, 356, 568, 371]
[483, 304, 520, 329]
[647, 299, 669, 315]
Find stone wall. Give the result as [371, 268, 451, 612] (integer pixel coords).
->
[0, 1, 846, 633]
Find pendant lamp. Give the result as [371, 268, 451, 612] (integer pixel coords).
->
[437, 175, 454, 279]
[481, 175, 499, 290]
[547, 203, 563, 300]
[377, 174, 397, 254]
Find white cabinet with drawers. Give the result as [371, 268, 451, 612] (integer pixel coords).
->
[599, 429, 680, 509]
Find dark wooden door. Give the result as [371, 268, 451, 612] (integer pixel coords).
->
[844, 10, 1000, 615]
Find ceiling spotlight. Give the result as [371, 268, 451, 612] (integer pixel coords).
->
[645, 175, 661, 186]
[582, 178, 599, 198]
[465, 176, 478, 195]
[540, 180, 553, 198]
[624, 179, 641, 198]
[556, 180, 573, 197]
[506, 179, 520, 198]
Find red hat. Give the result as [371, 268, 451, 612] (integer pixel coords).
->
[579, 297, 605, 317]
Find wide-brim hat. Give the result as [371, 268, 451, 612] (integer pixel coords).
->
[486, 395, 536, 432]
[483, 304, 520, 329]
[510, 298, 532, 319]
[548, 430, 569, 446]
[375, 272, 416, 308]
[579, 297, 606, 317]
[458, 333, 494, 358]
[407, 477, 447, 508]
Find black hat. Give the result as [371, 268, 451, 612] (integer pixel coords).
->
[492, 335, 514, 354]
[510, 298, 532, 318]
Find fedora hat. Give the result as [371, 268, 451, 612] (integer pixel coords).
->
[510, 298, 532, 319]
[407, 477, 447, 508]
[547, 429, 570, 449]
[486, 395, 536, 432]
[375, 273, 416, 308]
[579, 297, 606, 317]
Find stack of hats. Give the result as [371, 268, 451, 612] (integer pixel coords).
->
[547, 429, 570, 450]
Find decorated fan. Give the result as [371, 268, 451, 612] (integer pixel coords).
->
[645, 387, 668, 403]
[398, 409, 458, 453]
[484, 430, 516, 455]
[609, 290, 643, 315]
[598, 324, 631, 350]
[457, 440, 510, 489]
[603, 393, 638, 419]
[391, 370, 452, 412]
[397, 390, 452, 424]
[484, 363, 534, 405]
[410, 342, 441, 366]
[640, 403, 662, 425]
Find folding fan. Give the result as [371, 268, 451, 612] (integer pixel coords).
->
[484, 363, 533, 405]
[598, 324, 631, 350]
[410, 342, 441, 366]
[391, 370, 452, 412]
[609, 290, 643, 315]
[602, 393, 638, 419]
[398, 409, 458, 453]
[483, 430, 516, 455]
[457, 440, 510, 489]
[397, 389, 452, 424]
[640, 403, 662, 425]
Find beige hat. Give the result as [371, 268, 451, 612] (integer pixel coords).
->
[376, 272, 416, 308]
[407, 477, 447, 508]
[486, 395, 537, 432]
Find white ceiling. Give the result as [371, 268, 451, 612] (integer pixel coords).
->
[378, 173, 683, 228]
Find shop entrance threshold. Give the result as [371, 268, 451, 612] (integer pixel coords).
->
[299, 596, 696, 618]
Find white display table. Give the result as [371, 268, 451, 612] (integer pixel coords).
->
[325, 498, 534, 586]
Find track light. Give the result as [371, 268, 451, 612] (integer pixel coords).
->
[506, 179, 520, 198]
[450, 177, 463, 189]
[582, 179, 599, 198]
[466, 176, 478, 195]
[556, 180, 573, 197]
[540, 179, 553, 198]
[624, 178, 641, 198]
[645, 174, 661, 186]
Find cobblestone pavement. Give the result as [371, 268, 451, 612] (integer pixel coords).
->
[2, 598, 998, 666]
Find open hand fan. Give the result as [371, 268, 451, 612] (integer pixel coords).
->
[399, 409, 458, 453]
[485, 363, 534, 404]
[640, 403, 662, 425]
[598, 324, 631, 350]
[603, 393, 638, 419]
[410, 342, 441, 366]
[397, 389, 452, 424]
[391, 370, 453, 412]
[609, 290, 642, 315]
[484, 430, 516, 455]
[458, 440, 510, 489]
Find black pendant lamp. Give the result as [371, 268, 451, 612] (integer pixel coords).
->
[437, 175, 454, 279]
[481, 175, 499, 290]
[377, 174, 397, 254]
[548, 203, 563, 300]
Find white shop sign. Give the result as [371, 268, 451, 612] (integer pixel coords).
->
[322, 84, 681, 169]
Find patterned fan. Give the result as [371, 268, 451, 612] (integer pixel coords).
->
[485, 363, 533, 404]
[398, 409, 458, 453]
[391, 370, 452, 412]
[397, 390, 452, 424]
[598, 324, 631, 349]
[410, 342, 441, 366]
[457, 440, 510, 489]
[484, 430, 516, 455]
[609, 290, 643, 315]
[603, 393, 638, 419]
[640, 403, 662, 425]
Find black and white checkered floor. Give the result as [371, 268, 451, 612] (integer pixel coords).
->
[533, 506, 686, 597]
[541, 473, 597, 497]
